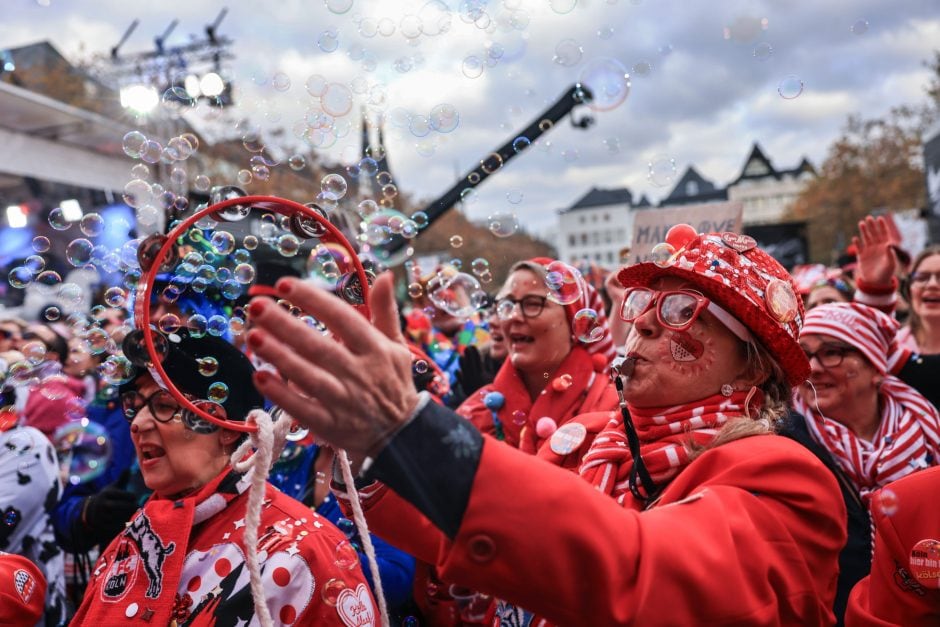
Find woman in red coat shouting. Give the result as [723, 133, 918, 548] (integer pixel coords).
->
[457, 257, 618, 465]
[247, 226, 846, 626]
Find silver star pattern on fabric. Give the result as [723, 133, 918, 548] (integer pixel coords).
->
[442, 423, 480, 459]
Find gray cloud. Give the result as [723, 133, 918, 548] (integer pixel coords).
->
[2, 0, 937, 240]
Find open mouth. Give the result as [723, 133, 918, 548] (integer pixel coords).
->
[138, 444, 167, 461]
[509, 333, 534, 346]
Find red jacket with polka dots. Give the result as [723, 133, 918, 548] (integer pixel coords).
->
[72, 469, 376, 626]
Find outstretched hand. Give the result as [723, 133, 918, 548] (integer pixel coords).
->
[246, 272, 418, 457]
[854, 215, 901, 286]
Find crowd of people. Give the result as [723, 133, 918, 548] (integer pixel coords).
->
[1, 212, 938, 626]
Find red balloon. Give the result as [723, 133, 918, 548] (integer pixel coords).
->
[665, 223, 698, 249]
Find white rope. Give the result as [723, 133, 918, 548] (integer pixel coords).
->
[337, 448, 391, 627]
[230, 409, 291, 627]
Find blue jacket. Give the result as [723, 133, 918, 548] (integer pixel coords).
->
[51, 394, 145, 551]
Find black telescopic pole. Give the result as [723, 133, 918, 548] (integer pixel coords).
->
[374, 83, 595, 263]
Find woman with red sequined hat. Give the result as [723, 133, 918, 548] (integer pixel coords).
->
[247, 225, 846, 626]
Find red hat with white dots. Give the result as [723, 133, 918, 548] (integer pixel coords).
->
[618, 225, 810, 386]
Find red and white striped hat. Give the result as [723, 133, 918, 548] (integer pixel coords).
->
[801, 302, 904, 375]
[514, 257, 617, 366]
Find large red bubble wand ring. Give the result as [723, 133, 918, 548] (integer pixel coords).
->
[132, 195, 389, 627]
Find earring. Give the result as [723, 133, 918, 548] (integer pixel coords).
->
[720, 384, 734, 397]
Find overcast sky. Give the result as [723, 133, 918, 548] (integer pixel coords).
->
[3, 0, 939, 237]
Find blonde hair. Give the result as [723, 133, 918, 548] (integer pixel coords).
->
[686, 337, 791, 460]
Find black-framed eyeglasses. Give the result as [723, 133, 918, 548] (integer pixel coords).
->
[121, 390, 182, 423]
[496, 295, 549, 320]
[801, 344, 857, 368]
[911, 271, 940, 285]
[619, 288, 709, 332]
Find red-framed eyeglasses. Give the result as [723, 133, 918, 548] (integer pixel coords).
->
[619, 288, 710, 332]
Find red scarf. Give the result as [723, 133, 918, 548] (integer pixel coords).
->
[74, 470, 246, 625]
[794, 376, 940, 497]
[458, 346, 612, 449]
[578, 392, 754, 507]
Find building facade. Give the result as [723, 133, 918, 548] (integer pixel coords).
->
[555, 187, 651, 266]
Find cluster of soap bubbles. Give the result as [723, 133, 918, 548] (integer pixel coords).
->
[123, 130, 198, 165]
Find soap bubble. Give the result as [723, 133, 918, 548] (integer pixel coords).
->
[753, 42, 774, 61]
[99, 355, 135, 385]
[549, 0, 578, 14]
[650, 242, 677, 268]
[122, 131, 147, 158]
[429, 103, 460, 133]
[197, 356, 220, 377]
[207, 382, 229, 403]
[7, 267, 32, 289]
[449, 235, 463, 248]
[428, 272, 483, 318]
[54, 420, 111, 485]
[210, 231, 236, 255]
[487, 212, 519, 238]
[647, 156, 678, 187]
[334, 539, 360, 569]
[578, 58, 630, 112]
[778, 75, 804, 99]
[188, 314, 208, 338]
[66, 239, 94, 266]
[553, 38, 583, 66]
[48, 207, 71, 230]
[544, 261, 583, 305]
[32, 236, 51, 253]
[80, 213, 105, 237]
[850, 19, 869, 35]
[321, 173, 348, 200]
[104, 287, 126, 307]
[207, 315, 228, 336]
[573, 309, 605, 343]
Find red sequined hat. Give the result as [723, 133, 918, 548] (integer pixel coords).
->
[618, 227, 810, 386]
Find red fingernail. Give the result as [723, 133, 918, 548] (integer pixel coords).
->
[276, 279, 292, 295]
[247, 331, 264, 349]
[255, 370, 271, 385]
[248, 299, 266, 317]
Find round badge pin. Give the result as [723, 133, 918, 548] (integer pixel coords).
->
[550, 422, 587, 456]
[909, 538, 940, 589]
[764, 278, 798, 323]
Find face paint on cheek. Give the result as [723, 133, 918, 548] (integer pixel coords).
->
[658, 333, 716, 377]
[669, 331, 704, 362]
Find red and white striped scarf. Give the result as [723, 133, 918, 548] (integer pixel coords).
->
[578, 392, 753, 507]
[794, 376, 940, 497]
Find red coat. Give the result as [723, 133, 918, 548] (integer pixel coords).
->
[457, 345, 617, 456]
[73, 470, 376, 625]
[354, 432, 845, 626]
[846, 466, 940, 626]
